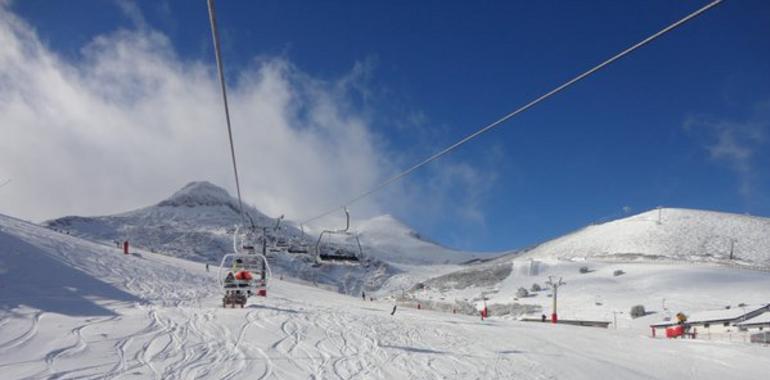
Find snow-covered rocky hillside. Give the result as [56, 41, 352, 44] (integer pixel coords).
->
[3, 212, 770, 379]
[43, 182, 397, 295]
[44, 181, 304, 263]
[43, 181, 480, 295]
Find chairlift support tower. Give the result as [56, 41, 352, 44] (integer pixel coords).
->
[546, 276, 566, 323]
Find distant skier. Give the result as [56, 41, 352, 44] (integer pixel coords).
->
[391, 305, 397, 315]
[541, 314, 547, 322]
[205, 263, 210, 272]
[362, 291, 366, 301]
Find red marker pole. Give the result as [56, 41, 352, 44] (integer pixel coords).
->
[123, 241, 129, 255]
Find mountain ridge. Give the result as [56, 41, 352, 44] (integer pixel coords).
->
[45, 181, 478, 265]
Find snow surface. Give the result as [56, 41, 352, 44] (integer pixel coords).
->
[404, 258, 770, 327]
[399, 208, 770, 323]
[516, 208, 770, 267]
[2, 213, 770, 379]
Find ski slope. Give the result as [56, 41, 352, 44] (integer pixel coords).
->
[2, 213, 770, 379]
[410, 258, 770, 327]
[45, 181, 480, 266]
[402, 208, 770, 321]
[43, 182, 481, 296]
[517, 208, 770, 267]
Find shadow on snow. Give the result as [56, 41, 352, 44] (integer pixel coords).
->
[0, 230, 141, 317]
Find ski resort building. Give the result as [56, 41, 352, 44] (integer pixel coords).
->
[650, 304, 770, 336]
[737, 311, 770, 332]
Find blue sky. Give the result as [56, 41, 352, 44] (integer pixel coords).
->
[3, 0, 770, 252]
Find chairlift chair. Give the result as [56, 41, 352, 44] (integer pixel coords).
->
[218, 225, 272, 307]
[314, 208, 363, 265]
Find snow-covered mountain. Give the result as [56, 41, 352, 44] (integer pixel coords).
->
[43, 181, 399, 294]
[356, 214, 481, 265]
[42, 181, 482, 294]
[517, 208, 770, 267]
[45, 181, 301, 263]
[45, 181, 479, 266]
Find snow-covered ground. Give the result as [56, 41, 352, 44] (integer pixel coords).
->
[403, 208, 770, 322]
[2, 213, 770, 379]
[410, 258, 770, 328]
[516, 208, 770, 267]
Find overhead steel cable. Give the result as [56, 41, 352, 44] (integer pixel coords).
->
[301, 0, 723, 226]
[207, 0, 246, 225]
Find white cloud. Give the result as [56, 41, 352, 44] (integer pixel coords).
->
[684, 102, 769, 198]
[0, 4, 497, 230]
[115, 0, 147, 30]
[0, 5, 388, 222]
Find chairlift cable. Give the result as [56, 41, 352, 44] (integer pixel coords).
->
[206, 0, 246, 225]
[300, 0, 723, 226]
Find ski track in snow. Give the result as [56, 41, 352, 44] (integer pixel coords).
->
[2, 213, 770, 379]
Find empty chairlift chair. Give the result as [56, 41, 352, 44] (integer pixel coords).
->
[314, 208, 363, 264]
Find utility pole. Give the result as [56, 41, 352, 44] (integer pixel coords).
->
[545, 276, 566, 324]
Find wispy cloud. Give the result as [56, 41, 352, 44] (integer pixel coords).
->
[0, 4, 496, 229]
[115, 0, 147, 30]
[684, 102, 769, 198]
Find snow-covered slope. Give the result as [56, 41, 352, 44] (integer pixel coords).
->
[42, 181, 484, 297]
[44, 182, 398, 295]
[45, 181, 303, 263]
[3, 212, 770, 379]
[0, 213, 212, 312]
[518, 208, 770, 267]
[397, 208, 770, 322]
[356, 215, 480, 265]
[45, 181, 479, 267]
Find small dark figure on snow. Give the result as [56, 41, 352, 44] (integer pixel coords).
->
[391, 305, 397, 315]
[362, 291, 366, 301]
[205, 263, 209, 272]
[541, 314, 547, 322]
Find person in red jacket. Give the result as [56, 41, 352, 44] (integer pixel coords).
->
[235, 270, 253, 281]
